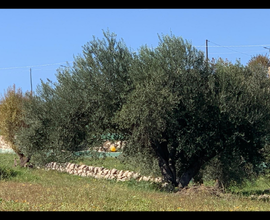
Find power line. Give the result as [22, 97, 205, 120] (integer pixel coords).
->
[194, 44, 270, 48]
[210, 49, 267, 55]
[0, 61, 72, 70]
[205, 40, 252, 57]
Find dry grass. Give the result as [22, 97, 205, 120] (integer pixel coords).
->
[1, 153, 270, 211]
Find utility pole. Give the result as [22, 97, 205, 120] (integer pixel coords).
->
[30, 68, 32, 95]
[206, 39, 209, 62]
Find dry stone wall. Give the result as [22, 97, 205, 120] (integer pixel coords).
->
[44, 162, 163, 183]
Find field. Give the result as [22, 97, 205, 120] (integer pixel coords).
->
[1, 153, 270, 211]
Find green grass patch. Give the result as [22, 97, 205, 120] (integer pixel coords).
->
[228, 175, 270, 197]
[1, 153, 270, 211]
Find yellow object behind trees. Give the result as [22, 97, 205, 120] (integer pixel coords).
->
[110, 145, 116, 152]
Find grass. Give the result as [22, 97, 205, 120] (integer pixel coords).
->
[1, 153, 270, 211]
[228, 175, 270, 196]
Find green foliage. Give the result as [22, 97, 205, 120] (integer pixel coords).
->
[101, 133, 125, 141]
[196, 58, 270, 188]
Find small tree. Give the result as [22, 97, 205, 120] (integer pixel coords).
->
[0, 85, 31, 167]
[247, 54, 270, 78]
[247, 54, 270, 69]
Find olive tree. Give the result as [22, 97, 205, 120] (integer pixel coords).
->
[116, 35, 270, 189]
[15, 30, 134, 166]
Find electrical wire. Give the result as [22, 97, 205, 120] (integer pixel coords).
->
[207, 40, 252, 57]
[194, 44, 270, 48]
[1, 42, 269, 70]
[210, 50, 267, 55]
[0, 61, 72, 70]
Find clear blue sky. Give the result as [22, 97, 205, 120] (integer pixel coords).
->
[1, 9, 270, 95]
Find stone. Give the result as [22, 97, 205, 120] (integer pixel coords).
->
[69, 163, 75, 170]
[73, 164, 79, 171]
[154, 177, 162, 183]
[127, 171, 134, 178]
[93, 167, 98, 174]
[79, 165, 87, 170]
[115, 141, 121, 149]
[132, 173, 140, 179]
[102, 140, 111, 152]
[102, 169, 109, 175]
[108, 174, 116, 180]
[118, 170, 124, 176]
[53, 163, 58, 170]
[83, 166, 89, 173]
[96, 167, 102, 174]
[118, 175, 127, 181]
[86, 171, 93, 177]
[111, 168, 118, 175]
[149, 177, 155, 182]
[62, 162, 66, 167]
[104, 173, 110, 179]
[78, 169, 83, 174]
[95, 173, 102, 179]
[51, 163, 55, 168]
[142, 176, 151, 182]
[123, 171, 130, 177]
